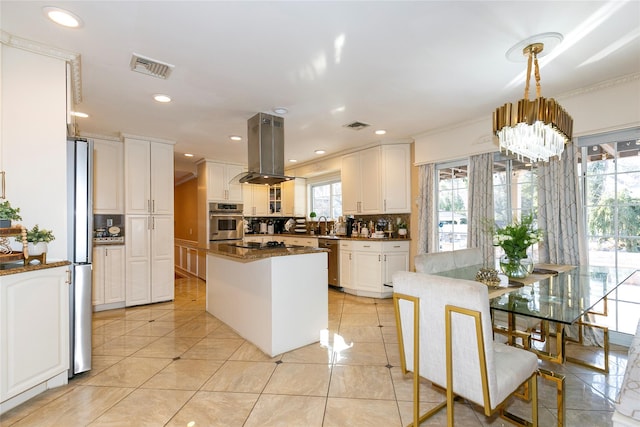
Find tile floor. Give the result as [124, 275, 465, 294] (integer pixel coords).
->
[0, 276, 629, 426]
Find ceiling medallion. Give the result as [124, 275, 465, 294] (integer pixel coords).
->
[493, 41, 573, 163]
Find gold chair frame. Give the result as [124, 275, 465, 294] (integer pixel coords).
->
[393, 292, 538, 427]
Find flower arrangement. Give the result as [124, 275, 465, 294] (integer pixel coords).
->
[492, 213, 543, 260]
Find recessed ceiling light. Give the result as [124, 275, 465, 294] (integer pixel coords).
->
[375, 129, 386, 135]
[70, 111, 89, 118]
[153, 94, 171, 103]
[315, 150, 326, 155]
[273, 107, 288, 115]
[184, 153, 194, 157]
[230, 135, 242, 141]
[288, 159, 298, 163]
[43, 7, 83, 28]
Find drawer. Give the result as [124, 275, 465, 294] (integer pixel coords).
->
[352, 241, 382, 252]
[382, 241, 410, 252]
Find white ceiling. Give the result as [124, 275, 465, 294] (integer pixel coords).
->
[2, 1, 639, 181]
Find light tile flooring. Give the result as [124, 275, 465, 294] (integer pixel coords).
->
[1, 277, 628, 426]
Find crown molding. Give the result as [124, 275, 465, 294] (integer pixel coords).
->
[557, 72, 640, 100]
[1, 30, 82, 105]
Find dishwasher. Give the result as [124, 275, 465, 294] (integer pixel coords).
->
[319, 238, 340, 287]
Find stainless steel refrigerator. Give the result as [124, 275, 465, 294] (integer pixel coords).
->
[67, 138, 93, 377]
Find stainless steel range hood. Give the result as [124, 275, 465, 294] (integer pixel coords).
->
[238, 112, 293, 186]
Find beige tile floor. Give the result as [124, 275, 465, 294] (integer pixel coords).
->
[0, 276, 629, 426]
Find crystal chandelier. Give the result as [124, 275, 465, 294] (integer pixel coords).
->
[493, 43, 573, 163]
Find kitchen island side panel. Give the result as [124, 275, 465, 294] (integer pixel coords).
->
[206, 252, 328, 356]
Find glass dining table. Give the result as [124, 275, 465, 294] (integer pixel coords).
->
[434, 264, 637, 370]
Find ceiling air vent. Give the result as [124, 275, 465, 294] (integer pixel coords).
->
[130, 53, 174, 79]
[343, 121, 370, 130]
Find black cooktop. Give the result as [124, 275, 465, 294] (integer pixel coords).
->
[227, 241, 288, 250]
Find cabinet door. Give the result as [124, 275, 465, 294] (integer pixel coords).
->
[125, 215, 151, 306]
[341, 152, 361, 214]
[281, 178, 306, 217]
[124, 138, 151, 214]
[151, 215, 175, 303]
[0, 267, 69, 401]
[226, 163, 245, 202]
[207, 162, 227, 202]
[243, 185, 270, 216]
[353, 250, 383, 293]
[382, 144, 410, 213]
[93, 140, 123, 214]
[92, 247, 105, 305]
[383, 252, 409, 287]
[359, 147, 382, 214]
[150, 142, 174, 215]
[339, 249, 353, 290]
[104, 246, 125, 304]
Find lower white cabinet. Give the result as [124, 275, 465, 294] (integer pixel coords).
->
[0, 266, 69, 409]
[93, 246, 125, 311]
[340, 240, 409, 298]
[126, 214, 174, 306]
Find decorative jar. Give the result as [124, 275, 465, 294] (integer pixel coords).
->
[499, 255, 534, 279]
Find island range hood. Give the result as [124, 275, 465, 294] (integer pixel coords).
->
[238, 112, 293, 185]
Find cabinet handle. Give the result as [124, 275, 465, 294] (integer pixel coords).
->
[378, 254, 381, 262]
[152, 217, 155, 230]
[152, 199, 155, 213]
[384, 254, 387, 261]
[147, 199, 151, 213]
[384, 199, 386, 211]
[66, 268, 71, 285]
[1, 171, 5, 199]
[349, 253, 352, 260]
[363, 245, 370, 248]
[393, 245, 400, 248]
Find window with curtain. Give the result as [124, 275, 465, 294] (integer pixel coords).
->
[493, 154, 539, 261]
[310, 181, 342, 219]
[436, 161, 469, 251]
[579, 133, 640, 336]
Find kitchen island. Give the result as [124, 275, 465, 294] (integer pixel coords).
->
[205, 242, 328, 357]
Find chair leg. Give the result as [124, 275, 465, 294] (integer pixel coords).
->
[500, 372, 538, 427]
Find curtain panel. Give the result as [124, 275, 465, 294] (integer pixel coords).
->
[417, 163, 436, 254]
[467, 153, 495, 266]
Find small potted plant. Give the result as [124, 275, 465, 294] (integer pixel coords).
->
[0, 200, 22, 228]
[397, 217, 408, 237]
[25, 224, 55, 256]
[309, 211, 317, 234]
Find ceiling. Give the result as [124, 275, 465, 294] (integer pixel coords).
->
[2, 1, 639, 182]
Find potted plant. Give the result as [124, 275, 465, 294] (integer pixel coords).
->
[492, 213, 543, 279]
[25, 224, 55, 256]
[0, 200, 22, 228]
[309, 211, 317, 234]
[396, 217, 408, 237]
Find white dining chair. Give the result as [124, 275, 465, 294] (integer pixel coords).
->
[393, 270, 539, 427]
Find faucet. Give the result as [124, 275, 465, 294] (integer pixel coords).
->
[318, 216, 328, 235]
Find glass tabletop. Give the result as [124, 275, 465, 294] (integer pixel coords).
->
[434, 265, 637, 325]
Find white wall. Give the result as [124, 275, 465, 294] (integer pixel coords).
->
[414, 73, 640, 165]
[1, 45, 68, 260]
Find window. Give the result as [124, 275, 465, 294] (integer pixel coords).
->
[437, 161, 469, 251]
[310, 180, 342, 219]
[579, 131, 640, 336]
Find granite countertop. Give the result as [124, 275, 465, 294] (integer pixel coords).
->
[244, 233, 411, 241]
[0, 260, 71, 277]
[205, 242, 329, 263]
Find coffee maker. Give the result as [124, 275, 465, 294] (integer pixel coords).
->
[345, 215, 355, 237]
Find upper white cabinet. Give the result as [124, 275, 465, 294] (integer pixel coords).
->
[381, 144, 411, 213]
[342, 147, 381, 215]
[124, 138, 174, 215]
[243, 184, 270, 216]
[342, 144, 410, 215]
[207, 162, 244, 203]
[281, 178, 306, 217]
[93, 139, 123, 214]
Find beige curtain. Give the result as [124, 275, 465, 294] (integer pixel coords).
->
[417, 164, 436, 254]
[467, 153, 495, 266]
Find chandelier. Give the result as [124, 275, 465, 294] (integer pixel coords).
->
[493, 42, 573, 163]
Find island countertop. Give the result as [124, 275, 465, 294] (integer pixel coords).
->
[205, 242, 329, 262]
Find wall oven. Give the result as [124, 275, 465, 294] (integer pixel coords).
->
[209, 202, 244, 241]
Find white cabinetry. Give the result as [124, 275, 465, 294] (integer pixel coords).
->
[92, 246, 125, 310]
[243, 184, 270, 216]
[281, 178, 306, 217]
[381, 144, 411, 213]
[340, 240, 409, 298]
[342, 147, 381, 214]
[124, 137, 174, 307]
[93, 139, 123, 214]
[207, 162, 244, 203]
[124, 138, 174, 215]
[0, 267, 69, 410]
[341, 144, 411, 215]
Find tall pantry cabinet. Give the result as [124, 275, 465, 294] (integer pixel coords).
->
[124, 137, 175, 306]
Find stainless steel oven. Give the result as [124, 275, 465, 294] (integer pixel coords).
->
[209, 202, 244, 241]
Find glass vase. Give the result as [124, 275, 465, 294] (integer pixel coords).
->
[499, 255, 534, 279]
